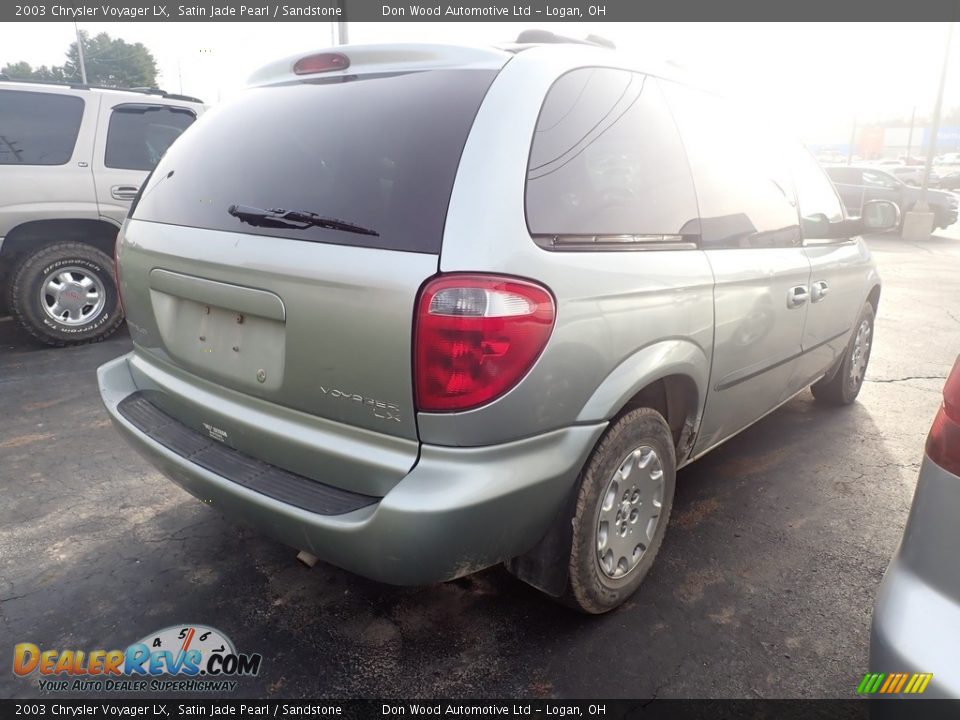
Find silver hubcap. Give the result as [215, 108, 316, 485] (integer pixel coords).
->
[596, 445, 664, 579]
[849, 318, 872, 385]
[39, 266, 106, 326]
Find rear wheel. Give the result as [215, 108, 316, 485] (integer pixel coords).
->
[564, 408, 676, 614]
[811, 302, 875, 406]
[9, 242, 123, 347]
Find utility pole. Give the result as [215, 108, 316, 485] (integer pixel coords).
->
[906, 105, 916, 161]
[74, 22, 88, 85]
[921, 21, 954, 199]
[846, 113, 857, 165]
[903, 21, 954, 241]
[336, 0, 348, 44]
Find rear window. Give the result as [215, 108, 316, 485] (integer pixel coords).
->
[0, 90, 84, 165]
[131, 70, 497, 253]
[105, 104, 196, 171]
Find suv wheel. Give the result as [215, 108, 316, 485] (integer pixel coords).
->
[810, 302, 875, 406]
[565, 407, 677, 614]
[9, 242, 124, 347]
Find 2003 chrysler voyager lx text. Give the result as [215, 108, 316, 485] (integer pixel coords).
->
[98, 37, 896, 613]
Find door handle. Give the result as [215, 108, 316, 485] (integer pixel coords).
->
[810, 280, 829, 303]
[111, 185, 140, 201]
[787, 286, 809, 308]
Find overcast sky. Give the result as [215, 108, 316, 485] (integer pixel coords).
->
[4, 22, 957, 141]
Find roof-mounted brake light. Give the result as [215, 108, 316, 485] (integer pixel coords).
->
[294, 53, 350, 75]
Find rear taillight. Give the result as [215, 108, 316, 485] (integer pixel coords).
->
[414, 274, 555, 413]
[926, 355, 960, 476]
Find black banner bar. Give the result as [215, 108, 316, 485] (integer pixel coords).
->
[4, 700, 960, 720]
[3, 0, 960, 22]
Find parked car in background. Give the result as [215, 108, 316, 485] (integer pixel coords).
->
[99, 38, 895, 614]
[817, 150, 852, 165]
[899, 155, 926, 166]
[825, 165, 958, 230]
[871, 356, 960, 698]
[0, 80, 204, 346]
[886, 165, 940, 187]
[936, 171, 960, 191]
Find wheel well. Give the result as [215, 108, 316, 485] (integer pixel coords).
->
[616, 374, 699, 453]
[505, 373, 701, 598]
[866, 284, 881, 312]
[0, 219, 120, 264]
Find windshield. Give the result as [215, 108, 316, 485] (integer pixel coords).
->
[131, 69, 497, 253]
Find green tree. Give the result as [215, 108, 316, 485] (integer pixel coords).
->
[2, 32, 157, 88]
[64, 31, 158, 87]
[1, 60, 36, 79]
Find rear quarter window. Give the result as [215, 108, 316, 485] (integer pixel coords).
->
[131, 69, 497, 253]
[105, 105, 196, 171]
[525, 68, 699, 242]
[0, 89, 84, 166]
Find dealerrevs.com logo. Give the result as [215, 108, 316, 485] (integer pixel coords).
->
[13, 624, 262, 693]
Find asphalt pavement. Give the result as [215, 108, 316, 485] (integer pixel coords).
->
[2, 230, 959, 699]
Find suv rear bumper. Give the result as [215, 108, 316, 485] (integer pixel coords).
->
[98, 353, 605, 585]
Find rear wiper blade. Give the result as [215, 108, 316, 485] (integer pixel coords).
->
[228, 204, 379, 237]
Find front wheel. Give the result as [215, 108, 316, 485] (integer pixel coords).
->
[9, 242, 124, 347]
[811, 302, 875, 406]
[564, 408, 677, 614]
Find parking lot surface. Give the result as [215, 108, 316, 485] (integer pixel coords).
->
[2, 231, 959, 699]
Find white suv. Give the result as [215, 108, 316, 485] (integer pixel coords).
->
[0, 80, 204, 345]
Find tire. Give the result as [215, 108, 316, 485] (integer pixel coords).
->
[810, 302, 875, 406]
[8, 242, 123, 347]
[564, 407, 677, 614]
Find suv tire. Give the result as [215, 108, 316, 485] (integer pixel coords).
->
[565, 407, 676, 614]
[811, 302, 875, 406]
[9, 242, 123, 347]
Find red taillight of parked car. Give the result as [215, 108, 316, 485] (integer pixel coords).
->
[414, 274, 555, 413]
[926, 355, 960, 476]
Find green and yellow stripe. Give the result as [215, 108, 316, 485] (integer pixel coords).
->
[857, 672, 933, 695]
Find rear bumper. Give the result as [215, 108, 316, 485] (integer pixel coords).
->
[870, 457, 960, 698]
[99, 353, 605, 585]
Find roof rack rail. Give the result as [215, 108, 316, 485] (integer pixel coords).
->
[127, 86, 205, 103]
[515, 30, 616, 49]
[0, 76, 203, 103]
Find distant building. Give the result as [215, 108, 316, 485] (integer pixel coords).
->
[807, 125, 960, 161]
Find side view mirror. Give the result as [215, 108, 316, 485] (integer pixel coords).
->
[860, 199, 901, 231]
[802, 200, 902, 240]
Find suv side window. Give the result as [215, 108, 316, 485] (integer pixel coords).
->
[661, 81, 801, 249]
[0, 90, 85, 166]
[825, 167, 862, 185]
[105, 105, 196, 171]
[861, 169, 900, 190]
[525, 69, 699, 242]
[790, 146, 845, 239]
